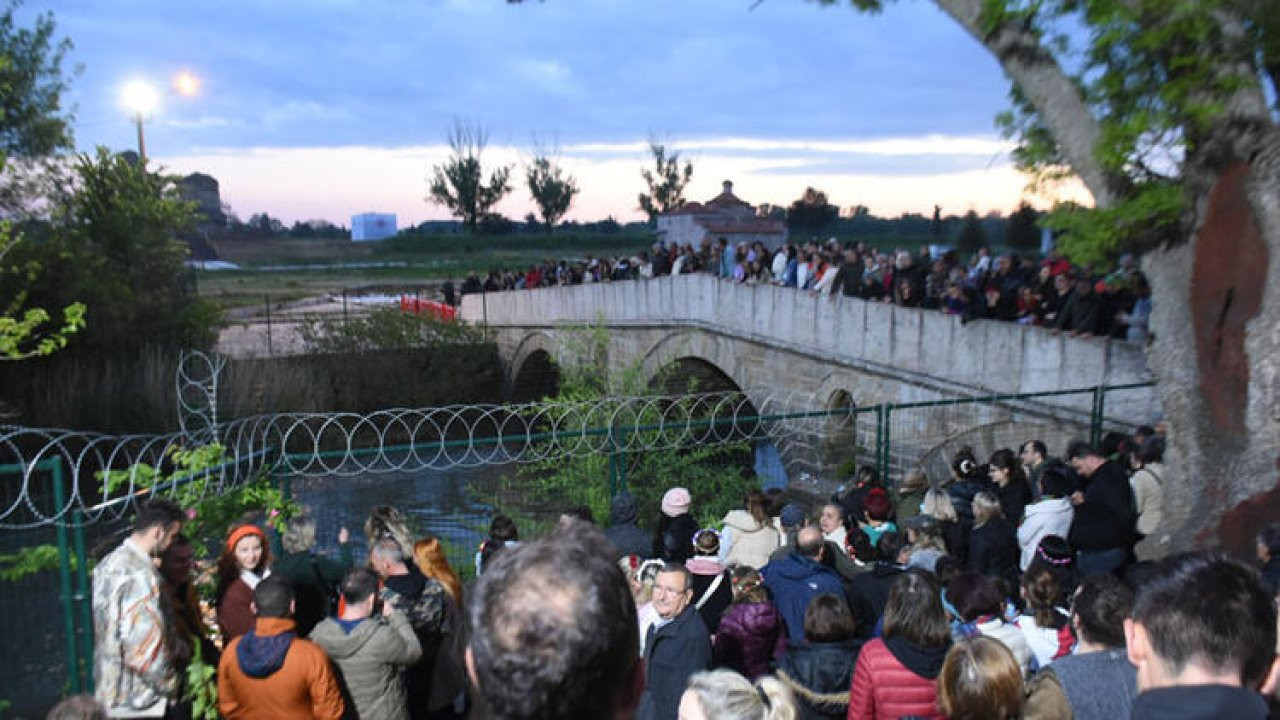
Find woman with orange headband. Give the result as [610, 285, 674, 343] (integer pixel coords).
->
[215, 523, 272, 641]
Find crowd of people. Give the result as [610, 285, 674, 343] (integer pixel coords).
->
[444, 238, 1151, 341]
[73, 424, 1280, 720]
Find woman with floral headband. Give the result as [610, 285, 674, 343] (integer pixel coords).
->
[714, 565, 784, 680]
[687, 527, 734, 633]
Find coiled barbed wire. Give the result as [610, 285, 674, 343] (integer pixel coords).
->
[0, 386, 851, 529]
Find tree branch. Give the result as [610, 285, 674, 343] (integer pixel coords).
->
[932, 0, 1123, 208]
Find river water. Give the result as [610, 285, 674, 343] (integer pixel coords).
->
[288, 463, 519, 574]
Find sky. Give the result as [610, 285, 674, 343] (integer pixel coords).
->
[34, 0, 1091, 226]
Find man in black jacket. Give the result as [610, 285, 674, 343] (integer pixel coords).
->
[637, 564, 712, 720]
[1066, 440, 1137, 577]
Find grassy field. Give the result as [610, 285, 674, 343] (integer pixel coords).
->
[200, 232, 656, 308]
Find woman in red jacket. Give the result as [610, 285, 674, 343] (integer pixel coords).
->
[847, 569, 952, 720]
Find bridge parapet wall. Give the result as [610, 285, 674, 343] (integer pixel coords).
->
[460, 275, 1153, 419]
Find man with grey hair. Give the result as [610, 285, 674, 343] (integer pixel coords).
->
[369, 538, 445, 720]
[468, 519, 644, 720]
[637, 563, 712, 720]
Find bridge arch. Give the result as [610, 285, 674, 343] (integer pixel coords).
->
[639, 331, 749, 398]
[508, 332, 562, 402]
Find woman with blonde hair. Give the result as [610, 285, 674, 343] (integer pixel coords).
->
[679, 669, 798, 720]
[922, 488, 967, 563]
[619, 557, 663, 656]
[894, 469, 929, 525]
[272, 513, 351, 636]
[967, 492, 1019, 588]
[938, 636, 1025, 720]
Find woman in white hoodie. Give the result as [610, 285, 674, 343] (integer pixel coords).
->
[1016, 462, 1075, 571]
[720, 490, 780, 569]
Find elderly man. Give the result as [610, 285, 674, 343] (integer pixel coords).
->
[637, 563, 712, 720]
[93, 497, 187, 718]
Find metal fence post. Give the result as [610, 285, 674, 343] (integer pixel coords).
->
[1090, 385, 1105, 446]
[73, 508, 93, 693]
[52, 459, 80, 694]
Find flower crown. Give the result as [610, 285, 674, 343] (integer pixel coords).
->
[1037, 545, 1074, 566]
[692, 527, 721, 550]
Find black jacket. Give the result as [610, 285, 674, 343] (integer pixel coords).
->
[995, 478, 1033, 526]
[967, 518, 1020, 586]
[1130, 685, 1270, 720]
[947, 478, 994, 529]
[605, 492, 653, 560]
[637, 606, 712, 720]
[846, 562, 905, 635]
[654, 513, 699, 564]
[1068, 460, 1137, 552]
[777, 640, 863, 720]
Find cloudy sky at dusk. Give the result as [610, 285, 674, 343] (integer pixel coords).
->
[34, 0, 1087, 226]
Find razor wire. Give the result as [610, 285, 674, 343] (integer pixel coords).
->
[0, 383, 850, 530]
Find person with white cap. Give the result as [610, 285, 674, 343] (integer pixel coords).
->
[653, 487, 698, 564]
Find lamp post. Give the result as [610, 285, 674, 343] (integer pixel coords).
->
[120, 73, 198, 164]
[121, 80, 159, 163]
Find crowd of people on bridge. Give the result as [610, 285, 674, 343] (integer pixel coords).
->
[445, 238, 1151, 341]
[70, 422, 1280, 720]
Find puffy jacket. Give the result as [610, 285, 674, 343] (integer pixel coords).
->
[1017, 497, 1074, 570]
[762, 553, 848, 642]
[847, 637, 947, 720]
[778, 640, 862, 720]
[606, 491, 654, 560]
[310, 612, 422, 720]
[217, 617, 344, 720]
[722, 509, 781, 569]
[713, 602, 785, 679]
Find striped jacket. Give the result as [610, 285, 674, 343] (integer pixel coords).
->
[93, 539, 175, 717]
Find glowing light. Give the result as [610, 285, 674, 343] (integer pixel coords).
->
[121, 80, 160, 116]
[174, 71, 200, 97]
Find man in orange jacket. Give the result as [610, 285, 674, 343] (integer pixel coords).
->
[217, 576, 344, 720]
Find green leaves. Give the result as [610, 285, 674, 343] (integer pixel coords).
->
[526, 155, 579, 230]
[298, 306, 483, 355]
[427, 122, 513, 232]
[638, 142, 693, 225]
[0, 544, 64, 582]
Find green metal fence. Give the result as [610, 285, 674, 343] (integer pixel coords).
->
[0, 380, 1156, 717]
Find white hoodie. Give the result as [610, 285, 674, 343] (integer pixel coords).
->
[1017, 496, 1074, 570]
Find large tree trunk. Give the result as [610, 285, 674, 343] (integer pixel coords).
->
[929, 0, 1280, 556]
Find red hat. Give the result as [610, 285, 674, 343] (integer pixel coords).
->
[225, 524, 265, 553]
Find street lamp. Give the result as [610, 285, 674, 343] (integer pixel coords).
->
[120, 72, 199, 163]
[121, 79, 159, 162]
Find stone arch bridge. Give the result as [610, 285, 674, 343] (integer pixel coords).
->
[459, 274, 1156, 485]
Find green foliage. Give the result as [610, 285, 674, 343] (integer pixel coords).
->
[5, 148, 220, 351]
[0, 543, 64, 582]
[493, 324, 756, 533]
[637, 142, 693, 224]
[956, 210, 987, 254]
[1044, 182, 1185, 267]
[0, 1, 75, 160]
[787, 187, 840, 230]
[0, 223, 85, 358]
[526, 155, 578, 230]
[98, 444, 300, 560]
[1005, 201, 1042, 250]
[298, 306, 484, 355]
[427, 122, 512, 233]
[184, 634, 218, 720]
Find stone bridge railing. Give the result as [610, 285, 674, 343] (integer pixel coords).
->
[460, 274, 1152, 400]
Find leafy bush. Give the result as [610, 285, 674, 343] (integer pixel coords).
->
[298, 306, 483, 355]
